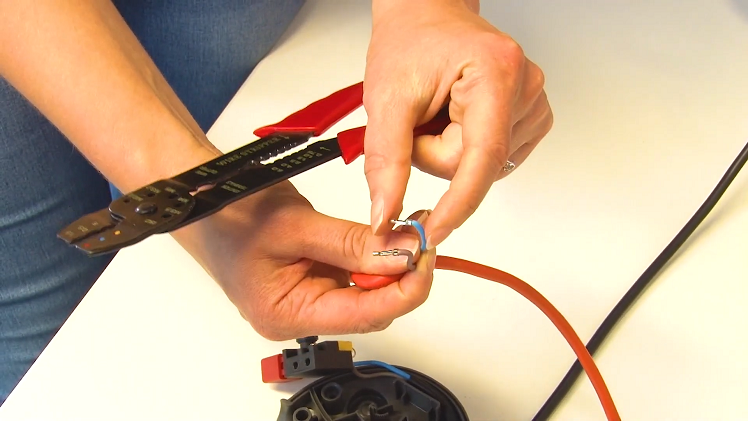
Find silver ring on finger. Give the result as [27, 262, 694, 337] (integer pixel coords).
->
[503, 160, 516, 172]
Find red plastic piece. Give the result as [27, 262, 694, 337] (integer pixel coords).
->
[337, 126, 366, 164]
[413, 107, 451, 137]
[351, 272, 405, 290]
[253, 82, 364, 138]
[336, 107, 452, 165]
[252, 82, 452, 165]
[261, 354, 297, 383]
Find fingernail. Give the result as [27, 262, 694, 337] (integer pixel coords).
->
[371, 195, 384, 233]
[426, 227, 451, 249]
[386, 232, 420, 255]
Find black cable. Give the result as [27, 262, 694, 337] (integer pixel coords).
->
[533, 140, 748, 421]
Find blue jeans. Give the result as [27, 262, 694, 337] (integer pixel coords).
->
[0, 0, 304, 404]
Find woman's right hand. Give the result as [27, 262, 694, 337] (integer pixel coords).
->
[172, 181, 436, 340]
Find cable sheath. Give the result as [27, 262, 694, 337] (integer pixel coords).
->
[435, 256, 621, 421]
[532, 140, 748, 420]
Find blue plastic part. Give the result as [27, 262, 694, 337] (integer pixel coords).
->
[353, 360, 412, 380]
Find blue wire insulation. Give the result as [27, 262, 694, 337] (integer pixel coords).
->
[353, 360, 411, 380]
[408, 220, 427, 252]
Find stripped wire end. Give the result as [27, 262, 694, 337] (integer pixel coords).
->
[372, 249, 416, 271]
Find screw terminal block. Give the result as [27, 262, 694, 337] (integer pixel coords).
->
[261, 339, 355, 384]
[283, 340, 354, 378]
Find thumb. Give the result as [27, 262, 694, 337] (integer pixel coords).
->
[362, 90, 419, 235]
[299, 210, 436, 335]
[293, 208, 421, 276]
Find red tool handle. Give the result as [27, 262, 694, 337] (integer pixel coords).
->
[253, 82, 364, 138]
[350, 272, 405, 290]
[253, 82, 452, 165]
[338, 106, 451, 164]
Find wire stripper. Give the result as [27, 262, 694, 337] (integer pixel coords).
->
[57, 82, 450, 287]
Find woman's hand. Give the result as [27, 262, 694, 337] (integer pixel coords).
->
[171, 181, 435, 341]
[363, 0, 553, 248]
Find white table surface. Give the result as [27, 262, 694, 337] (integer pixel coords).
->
[2, 1, 748, 420]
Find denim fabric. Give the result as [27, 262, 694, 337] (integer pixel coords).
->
[0, 0, 304, 404]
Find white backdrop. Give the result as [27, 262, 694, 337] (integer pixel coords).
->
[1, 1, 747, 420]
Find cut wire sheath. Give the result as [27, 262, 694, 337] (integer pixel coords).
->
[532, 139, 748, 421]
[353, 360, 412, 380]
[434, 256, 621, 421]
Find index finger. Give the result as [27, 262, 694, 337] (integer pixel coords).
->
[423, 88, 511, 248]
[363, 90, 419, 235]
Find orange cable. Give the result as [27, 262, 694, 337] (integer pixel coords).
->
[435, 255, 621, 421]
